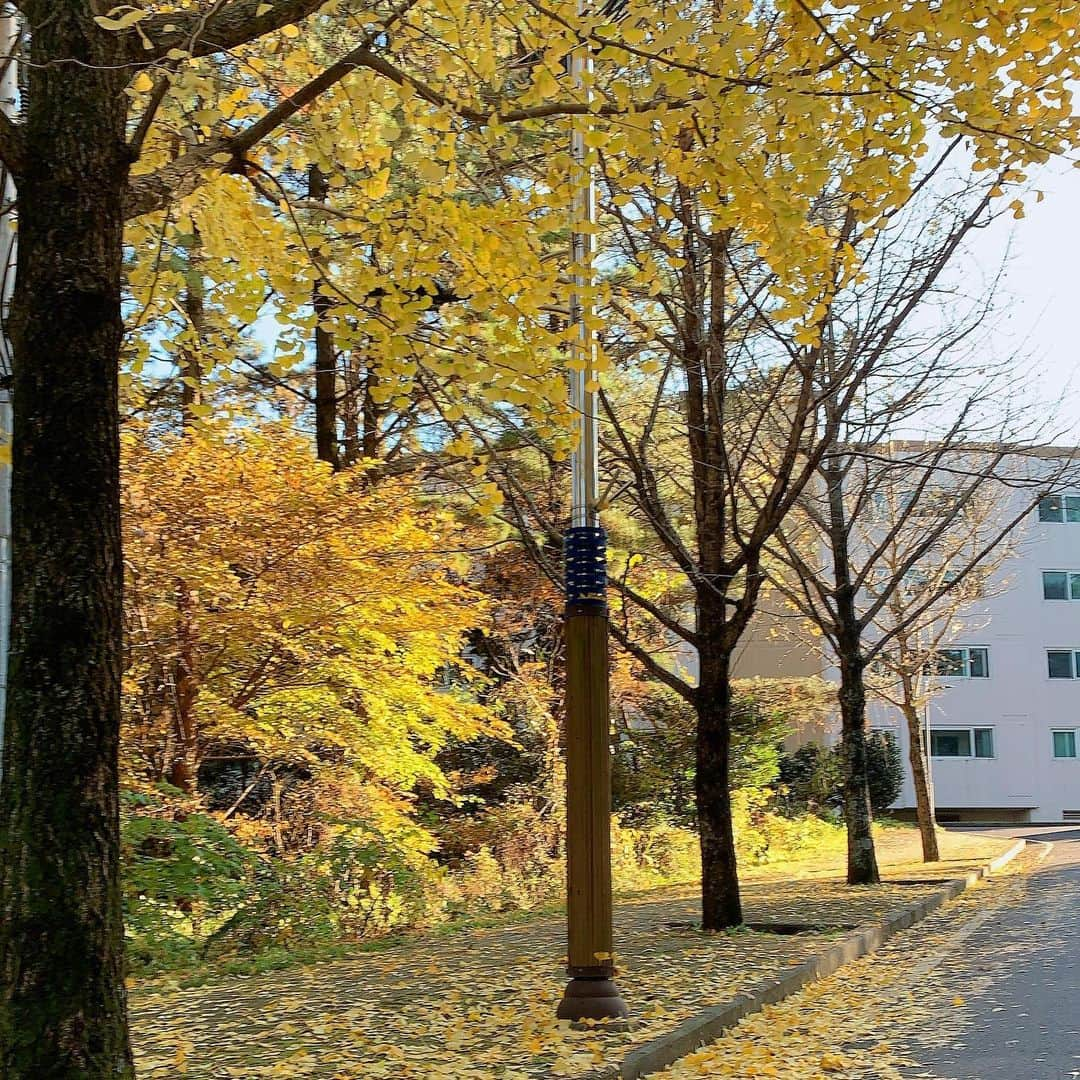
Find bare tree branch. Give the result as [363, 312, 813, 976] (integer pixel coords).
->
[607, 620, 696, 703]
[131, 0, 334, 63]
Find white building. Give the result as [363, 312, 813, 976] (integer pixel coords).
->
[868, 487, 1080, 824]
[733, 461, 1080, 825]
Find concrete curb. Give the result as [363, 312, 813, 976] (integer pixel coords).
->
[1024, 838, 1054, 868]
[583, 838, 1028, 1080]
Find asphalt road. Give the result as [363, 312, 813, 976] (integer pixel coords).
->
[902, 825, 1080, 1080]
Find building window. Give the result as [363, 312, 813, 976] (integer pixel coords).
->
[1047, 650, 1080, 679]
[1042, 571, 1080, 600]
[931, 727, 995, 758]
[1052, 730, 1078, 759]
[926, 647, 989, 678]
[901, 567, 960, 593]
[1038, 495, 1080, 523]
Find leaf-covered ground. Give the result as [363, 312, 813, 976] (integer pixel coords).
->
[653, 840, 1046, 1080]
[130, 829, 1012, 1079]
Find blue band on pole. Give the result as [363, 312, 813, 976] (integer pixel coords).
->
[565, 526, 607, 605]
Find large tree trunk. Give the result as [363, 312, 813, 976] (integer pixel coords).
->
[901, 699, 940, 862]
[0, 8, 134, 1076]
[696, 642, 742, 929]
[675, 172, 743, 931]
[837, 655, 880, 885]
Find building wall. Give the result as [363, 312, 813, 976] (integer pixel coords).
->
[866, 493, 1080, 822]
[731, 601, 823, 680]
[673, 455, 1080, 822]
[726, 458, 1080, 824]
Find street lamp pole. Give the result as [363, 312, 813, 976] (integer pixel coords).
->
[0, 6, 18, 771]
[556, 11, 628, 1025]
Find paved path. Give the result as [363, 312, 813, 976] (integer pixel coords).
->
[130, 830, 1009, 1079]
[898, 826, 1080, 1080]
[654, 827, 1077, 1080]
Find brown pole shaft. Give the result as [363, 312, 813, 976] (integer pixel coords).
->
[563, 607, 614, 976]
[558, 600, 628, 1023]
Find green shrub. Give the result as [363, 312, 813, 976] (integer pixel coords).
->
[865, 731, 904, 811]
[204, 822, 440, 959]
[778, 732, 904, 816]
[612, 684, 787, 827]
[732, 788, 846, 865]
[121, 789, 260, 973]
[777, 743, 844, 813]
[611, 821, 699, 890]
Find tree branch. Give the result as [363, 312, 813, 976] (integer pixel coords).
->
[125, 7, 698, 220]
[346, 49, 699, 124]
[125, 29, 390, 217]
[131, 0, 334, 63]
[0, 109, 25, 176]
[607, 621, 697, 704]
[126, 135, 234, 219]
[607, 576, 698, 647]
[128, 68, 175, 161]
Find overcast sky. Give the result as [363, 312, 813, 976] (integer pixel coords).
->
[970, 157, 1080, 439]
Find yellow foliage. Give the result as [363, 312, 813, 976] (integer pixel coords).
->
[121, 419, 503, 819]
[122, 1, 1080, 434]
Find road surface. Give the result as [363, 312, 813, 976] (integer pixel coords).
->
[899, 825, 1080, 1080]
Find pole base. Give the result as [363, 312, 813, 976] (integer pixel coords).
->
[557, 977, 630, 1026]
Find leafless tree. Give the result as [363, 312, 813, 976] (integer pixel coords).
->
[768, 236, 1078, 874]
[428, 139, 1024, 922]
[866, 490, 1022, 861]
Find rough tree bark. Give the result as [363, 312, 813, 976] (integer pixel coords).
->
[341, 352, 361, 466]
[836, 653, 880, 884]
[695, 634, 742, 928]
[361, 365, 380, 461]
[308, 164, 340, 469]
[679, 165, 743, 930]
[900, 695, 940, 862]
[0, 5, 135, 1075]
[167, 582, 200, 794]
[822, 450, 880, 885]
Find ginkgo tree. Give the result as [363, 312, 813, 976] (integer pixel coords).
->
[121, 418, 497, 821]
[427, 40, 1080, 930]
[2, 0, 1080, 1073]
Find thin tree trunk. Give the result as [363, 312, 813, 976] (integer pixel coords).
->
[821, 444, 881, 886]
[361, 366, 380, 461]
[675, 165, 742, 931]
[696, 643, 742, 929]
[341, 351, 361, 466]
[167, 581, 199, 794]
[308, 165, 339, 469]
[837, 656, 880, 884]
[0, 6, 134, 1074]
[901, 699, 940, 861]
[180, 234, 205, 428]
[174, 249, 203, 791]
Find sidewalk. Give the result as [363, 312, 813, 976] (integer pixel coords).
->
[130, 829, 1014, 1079]
[652, 839, 1054, 1080]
